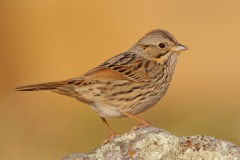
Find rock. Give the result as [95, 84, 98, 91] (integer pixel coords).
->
[62, 127, 240, 160]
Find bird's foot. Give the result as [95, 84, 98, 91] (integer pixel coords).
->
[131, 122, 154, 132]
[102, 133, 119, 145]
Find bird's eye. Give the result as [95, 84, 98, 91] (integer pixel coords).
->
[159, 43, 165, 48]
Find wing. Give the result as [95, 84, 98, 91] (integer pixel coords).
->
[68, 52, 159, 85]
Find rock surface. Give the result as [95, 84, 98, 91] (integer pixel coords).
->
[63, 127, 240, 160]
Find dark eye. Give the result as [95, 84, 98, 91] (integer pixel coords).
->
[159, 43, 165, 48]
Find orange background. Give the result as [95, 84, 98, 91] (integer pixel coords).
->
[1, 1, 240, 159]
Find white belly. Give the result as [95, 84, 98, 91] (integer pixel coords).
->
[90, 104, 123, 118]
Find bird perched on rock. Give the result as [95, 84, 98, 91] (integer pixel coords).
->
[16, 29, 188, 142]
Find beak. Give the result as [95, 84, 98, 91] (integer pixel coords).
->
[170, 44, 188, 52]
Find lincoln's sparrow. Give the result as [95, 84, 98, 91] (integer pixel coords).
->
[16, 29, 188, 142]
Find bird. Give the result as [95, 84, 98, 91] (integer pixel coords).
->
[16, 29, 188, 143]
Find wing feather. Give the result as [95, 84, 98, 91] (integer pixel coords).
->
[64, 52, 159, 86]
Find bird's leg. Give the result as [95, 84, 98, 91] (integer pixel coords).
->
[100, 116, 118, 144]
[122, 112, 154, 131]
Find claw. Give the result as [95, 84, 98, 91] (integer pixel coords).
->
[101, 133, 119, 144]
[131, 123, 153, 131]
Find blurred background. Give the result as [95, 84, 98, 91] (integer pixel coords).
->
[1, 0, 240, 159]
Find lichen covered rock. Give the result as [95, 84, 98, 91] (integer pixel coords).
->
[63, 127, 240, 160]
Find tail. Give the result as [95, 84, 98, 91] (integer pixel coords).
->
[15, 81, 63, 91]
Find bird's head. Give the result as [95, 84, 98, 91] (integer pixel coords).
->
[132, 29, 188, 63]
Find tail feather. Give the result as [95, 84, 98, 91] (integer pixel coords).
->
[15, 82, 63, 91]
